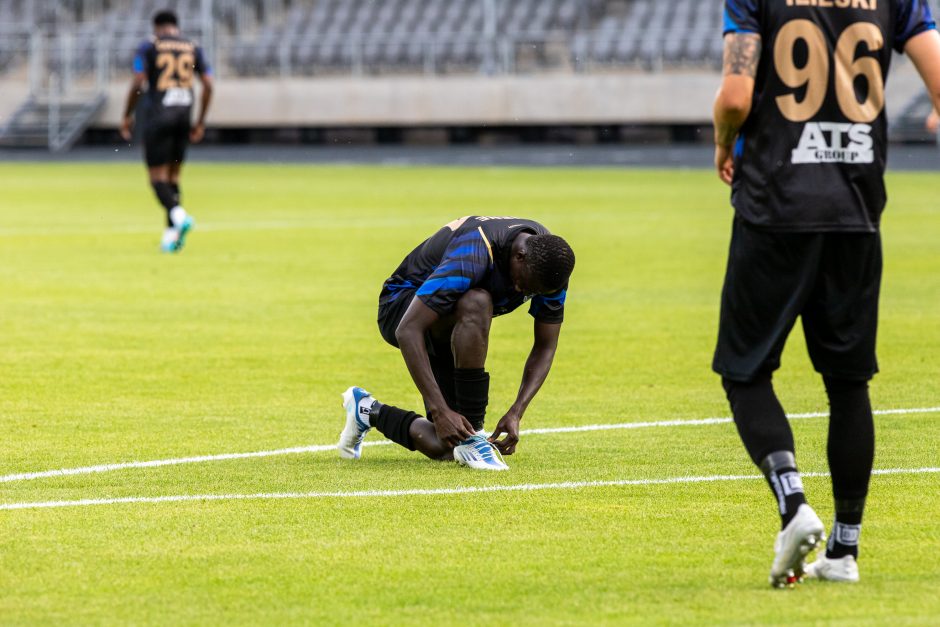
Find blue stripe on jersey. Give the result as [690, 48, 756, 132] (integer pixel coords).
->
[723, 0, 759, 35]
[417, 276, 472, 296]
[723, 6, 742, 33]
[894, 0, 936, 52]
[444, 244, 484, 260]
[734, 134, 745, 159]
[133, 41, 151, 73]
[529, 289, 566, 319]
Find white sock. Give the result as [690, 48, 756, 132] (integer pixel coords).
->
[357, 397, 374, 428]
[161, 228, 178, 246]
[169, 205, 187, 228]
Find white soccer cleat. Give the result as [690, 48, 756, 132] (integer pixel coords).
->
[453, 433, 509, 471]
[769, 504, 826, 588]
[337, 386, 373, 460]
[803, 555, 860, 583]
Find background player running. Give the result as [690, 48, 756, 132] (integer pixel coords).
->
[337, 216, 575, 471]
[715, 0, 940, 587]
[120, 9, 213, 253]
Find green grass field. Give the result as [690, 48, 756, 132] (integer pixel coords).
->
[1, 162, 938, 625]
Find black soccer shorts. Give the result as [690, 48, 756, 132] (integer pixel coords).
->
[713, 217, 882, 382]
[143, 108, 191, 167]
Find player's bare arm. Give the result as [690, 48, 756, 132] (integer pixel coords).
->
[395, 297, 476, 446]
[191, 72, 214, 143]
[120, 72, 147, 142]
[713, 32, 761, 185]
[905, 30, 940, 132]
[489, 320, 561, 455]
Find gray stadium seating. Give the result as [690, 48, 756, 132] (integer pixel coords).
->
[0, 0, 729, 79]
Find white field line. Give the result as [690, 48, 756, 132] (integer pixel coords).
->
[2, 467, 938, 512]
[2, 405, 939, 485]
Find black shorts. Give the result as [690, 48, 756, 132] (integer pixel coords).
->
[143, 107, 191, 167]
[377, 287, 457, 413]
[713, 217, 882, 382]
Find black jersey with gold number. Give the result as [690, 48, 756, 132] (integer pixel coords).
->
[133, 35, 211, 116]
[724, 0, 935, 232]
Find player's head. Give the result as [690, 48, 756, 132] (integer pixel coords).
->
[153, 9, 179, 32]
[512, 233, 575, 296]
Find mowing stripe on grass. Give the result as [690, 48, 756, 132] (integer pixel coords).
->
[1, 468, 938, 512]
[2, 406, 939, 484]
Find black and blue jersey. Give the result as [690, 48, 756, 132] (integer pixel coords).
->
[724, 0, 934, 232]
[380, 216, 566, 324]
[133, 35, 211, 114]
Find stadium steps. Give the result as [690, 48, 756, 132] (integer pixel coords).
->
[0, 93, 106, 152]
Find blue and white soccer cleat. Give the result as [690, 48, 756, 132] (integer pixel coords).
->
[453, 432, 509, 471]
[769, 504, 826, 588]
[173, 215, 195, 251]
[337, 386, 373, 459]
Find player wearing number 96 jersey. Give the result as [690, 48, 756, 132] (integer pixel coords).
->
[120, 9, 213, 253]
[712, 0, 940, 587]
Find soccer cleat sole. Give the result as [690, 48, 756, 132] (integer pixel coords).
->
[769, 532, 825, 589]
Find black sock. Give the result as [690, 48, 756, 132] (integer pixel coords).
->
[151, 181, 176, 226]
[369, 401, 419, 451]
[760, 451, 807, 529]
[170, 182, 180, 207]
[454, 368, 489, 431]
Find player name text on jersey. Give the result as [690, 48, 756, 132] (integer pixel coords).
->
[155, 39, 195, 53]
[785, 0, 876, 9]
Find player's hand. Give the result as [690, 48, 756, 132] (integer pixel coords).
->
[715, 143, 735, 186]
[489, 411, 521, 455]
[120, 116, 133, 142]
[431, 407, 475, 447]
[190, 123, 206, 143]
[926, 110, 939, 133]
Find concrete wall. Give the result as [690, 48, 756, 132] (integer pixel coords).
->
[0, 81, 32, 126]
[95, 72, 722, 128]
[1, 59, 925, 131]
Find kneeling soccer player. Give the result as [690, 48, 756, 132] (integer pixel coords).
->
[338, 216, 575, 470]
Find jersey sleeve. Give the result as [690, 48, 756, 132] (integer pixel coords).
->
[528, 286, 566, 324]
[895, 0, 936, 53]
[132, 41, 151, 74]
[416, 230, 492, 316]
[723, 0, 760, 36]
[195, 45, 213, 76]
